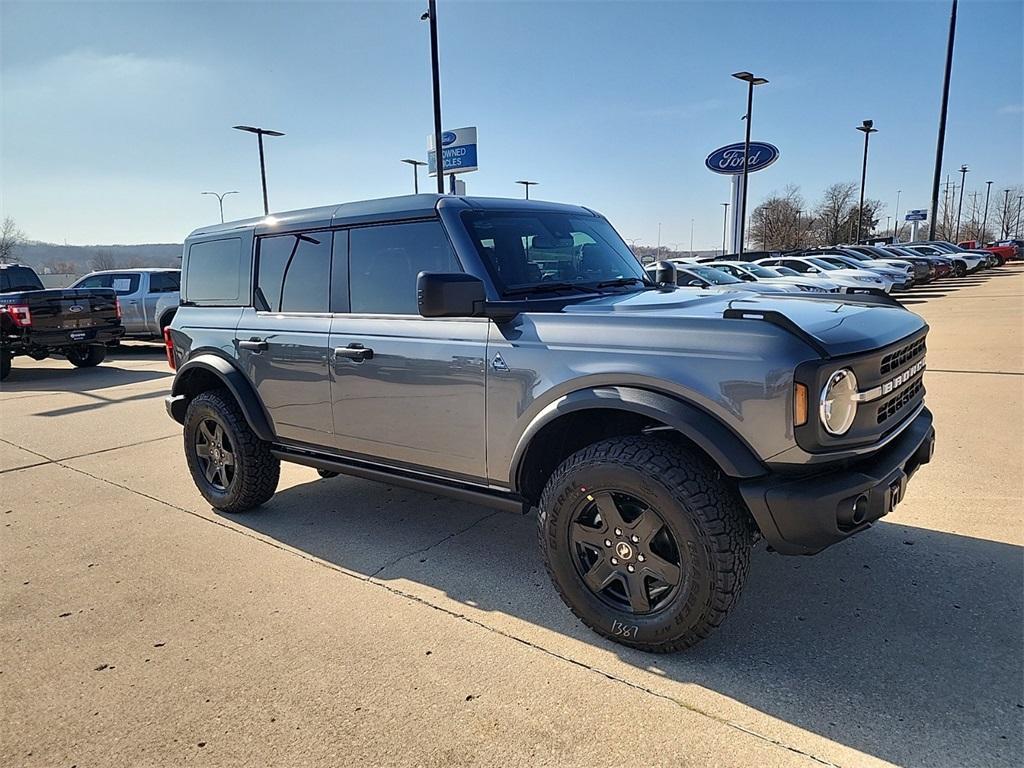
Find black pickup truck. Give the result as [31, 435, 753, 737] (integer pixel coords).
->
[0, 264, 124, 381]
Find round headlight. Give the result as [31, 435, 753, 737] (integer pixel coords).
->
[820, 369, 858, 435]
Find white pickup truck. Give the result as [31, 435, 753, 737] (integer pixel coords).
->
[71, 268, 180, 339]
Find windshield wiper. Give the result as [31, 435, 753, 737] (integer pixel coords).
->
[504, 282, 597, 297]
[594, 277, 655, 289]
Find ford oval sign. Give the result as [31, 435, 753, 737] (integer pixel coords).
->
[441, 131, 457, 146]
[705, 142, 780, 175]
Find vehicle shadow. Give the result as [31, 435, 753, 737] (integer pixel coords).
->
[227, 475, 1023, 768]
[0, 365, 170, 393]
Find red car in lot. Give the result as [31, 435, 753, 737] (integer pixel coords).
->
[958, 240, 1018, 265]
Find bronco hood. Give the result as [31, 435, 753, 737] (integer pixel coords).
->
[559, 289, 926, 358]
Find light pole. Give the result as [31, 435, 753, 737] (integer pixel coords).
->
[200, 191, 238, 223]
[422, 1, 445, 194]
[954, 164, 969, 240]
[855, 119, 878, 243]
[732, 71, 769, 256]
[1002, 189, 1012, 237]
[721, 202, 730, 254]
[232, 126, 284, 215]
[401, 159, 427, 193]
[689, 218, 695, 254]
[657, 222, 662, 255]
[516, 180, 538, 199]
[892, 189, 902, 241]
[1016, 195, 1024, 237]
[981, 180, 993, 242]
[929, 0, 958, 240]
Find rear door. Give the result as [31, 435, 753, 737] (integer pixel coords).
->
[328, 221, 487, 480]
[235, 230, 335, 446]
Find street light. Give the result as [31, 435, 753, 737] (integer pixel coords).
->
[516, 180, 538, 199]
[200, 191, 238, 223]
[731, 71, 768, 256]
[855, 119, 878, 243]
[232, 125, 285, 215]
[721, 202, 730, 254]
[1017, 195, 1024, 238]
[928, 0, 959, 240]
[954, 164, 969, 240]
[689, 218, 695, 254]
[422, 1, 445, 194]
[401, 159, 427, 194]
[981, 180, 993, 241]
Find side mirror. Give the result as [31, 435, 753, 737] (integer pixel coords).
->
[417, 272, 486, 318]
[807, 267, 819, 273]
[653, 261, 678, 285]
[687, 279, 704, 287]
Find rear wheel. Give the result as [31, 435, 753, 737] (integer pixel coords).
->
[67, 344, 106, 368]
[184, 390, 280, 513]
[538, 435, 753, 653]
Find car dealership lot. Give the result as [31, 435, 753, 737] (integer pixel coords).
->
[2, 268, 1022, 768]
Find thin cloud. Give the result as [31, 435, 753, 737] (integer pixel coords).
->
[997, 104, 1023, 115]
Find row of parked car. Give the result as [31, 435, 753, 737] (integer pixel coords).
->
[0, 264, 180, 380]
[644, 239, 1019, 296]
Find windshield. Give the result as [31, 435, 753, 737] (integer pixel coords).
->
[685, 265, 741, 284]
[806, 257, 842, 271]
[460, 210, 648, 296]
[743, 264, 780, 278]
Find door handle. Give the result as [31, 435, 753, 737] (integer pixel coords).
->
[239, 338, 269, 352]
[334, 343, 373, 362]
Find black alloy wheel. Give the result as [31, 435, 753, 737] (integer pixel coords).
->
[569, 490, 682, 614]
[195, 417, 235, 492]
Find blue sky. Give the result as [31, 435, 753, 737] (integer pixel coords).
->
[2, 0, 1021, 246]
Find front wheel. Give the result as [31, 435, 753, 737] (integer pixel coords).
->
[184, 390, 280, 513]
[953, 261, 967, 277]
[67, 344, 106, 368]
[538, 436, 753, 653]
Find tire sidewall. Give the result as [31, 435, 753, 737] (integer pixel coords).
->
[183, 397, 241, 509]
[541, 460, 715, 648]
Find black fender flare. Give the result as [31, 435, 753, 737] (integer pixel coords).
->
[170, 354, 275, 442]
[510, 386, 766, 489]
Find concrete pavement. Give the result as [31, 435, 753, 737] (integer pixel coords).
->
[2, 266, 1022, 767]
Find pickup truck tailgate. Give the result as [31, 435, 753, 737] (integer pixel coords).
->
[2, 288, 121, 341]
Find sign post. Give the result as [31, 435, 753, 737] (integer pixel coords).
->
[705, 141, 780, 254]
[905, 209, 928, 242]
[428, 127, 478, 194]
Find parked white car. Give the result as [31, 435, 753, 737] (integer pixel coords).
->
[660, 262, 802, 294]
[755, 256, 893, 293]
[71, 268, 180, 339]
[705, 261, 846, 293]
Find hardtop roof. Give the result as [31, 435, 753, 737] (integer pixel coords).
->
[186, 194, 600, 240]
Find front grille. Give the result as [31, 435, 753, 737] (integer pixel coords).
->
[880, 338, 926, 375]
[877, 377, 923, 424]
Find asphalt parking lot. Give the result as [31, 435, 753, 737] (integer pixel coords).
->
[2, 267, 1022, 768]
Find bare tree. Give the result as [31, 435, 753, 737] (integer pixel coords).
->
[812, 182, 858, 245]
[993, 185, 1024, 239]
[749, 185, 808, 250]
[89, 250, 118, 271]
[45, 259, 80, 275]
[0, 217, 25, 264]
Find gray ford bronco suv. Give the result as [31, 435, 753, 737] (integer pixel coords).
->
[165, 195, 935, 652]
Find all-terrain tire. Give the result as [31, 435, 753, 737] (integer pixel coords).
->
[538, 435, 753, 653]
[184, 389, 280, 513]
[67, 344, 106, 368]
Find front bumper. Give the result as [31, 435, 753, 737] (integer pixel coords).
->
[739, 408, 935, 555]
[165, 394, 187, 424]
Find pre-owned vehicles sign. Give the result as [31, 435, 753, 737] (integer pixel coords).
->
[428, 127, 478, 176]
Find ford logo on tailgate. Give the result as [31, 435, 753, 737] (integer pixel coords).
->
[705, 141, 780, 175]
[68, 305, 84, 313]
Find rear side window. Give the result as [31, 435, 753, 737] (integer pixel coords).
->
[348, 221, 459, 314]
[256, 232, 332, 312]
[149, 271, 180, 293]
[185, 238, 244, 304]
[77, 272, 140, 295]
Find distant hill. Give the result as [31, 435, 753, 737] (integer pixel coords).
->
[14, 242, 182, 274]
